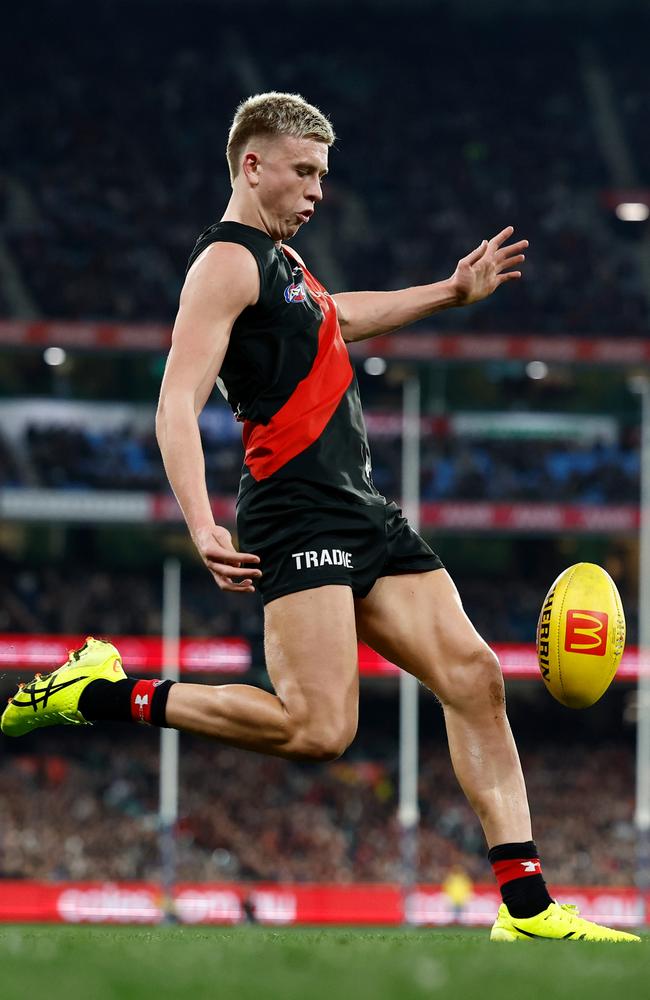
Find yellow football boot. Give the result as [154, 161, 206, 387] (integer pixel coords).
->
[1, 637, 125, 737]
[490, 901, 641, 942]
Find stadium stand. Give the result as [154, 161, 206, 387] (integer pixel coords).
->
[0, 559, 638, 646]
[0, 731, 635, 885]
[0, 420, 641, 504]
[1, 4, 648, 333]
[1, 2, 647, 925]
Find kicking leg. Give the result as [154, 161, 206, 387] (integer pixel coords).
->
[166, 584, 359, 759]
[2, 586, 359, 762]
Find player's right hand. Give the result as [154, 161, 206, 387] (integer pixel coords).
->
[192, 524, 261, 593]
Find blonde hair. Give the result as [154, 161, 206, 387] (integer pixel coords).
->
[226, 92, 335, 183]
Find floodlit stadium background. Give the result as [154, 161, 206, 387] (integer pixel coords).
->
[1, 0, 649, 927]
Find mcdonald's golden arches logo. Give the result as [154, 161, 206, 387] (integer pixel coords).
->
[564, 609, 608, 657]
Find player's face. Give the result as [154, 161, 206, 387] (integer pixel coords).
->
[246, 136, 329, 241]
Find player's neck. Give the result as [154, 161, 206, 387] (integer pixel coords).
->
[221, 196, 281, 247]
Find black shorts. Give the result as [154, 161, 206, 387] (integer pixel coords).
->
[236, 481, 443, 605]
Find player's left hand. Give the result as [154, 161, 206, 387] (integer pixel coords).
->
[450, 226, 528, 306]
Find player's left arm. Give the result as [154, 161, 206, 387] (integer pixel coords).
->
[333, 226, 527, 343]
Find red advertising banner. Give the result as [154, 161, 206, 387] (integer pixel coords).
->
[351, 332, 650, 365]
[0, 881, 644, 927]
[419, 502, 640, 533]
[0, 634, 251, 674]
[2, 319, 648, 364]
[0, 632, 640, 681]
[0, 490, 640, 534]
[361, 642, 642, 679]
[0, 320, 171, 352]
[0, 634, 642, 680]
[156, 496, 641, 534]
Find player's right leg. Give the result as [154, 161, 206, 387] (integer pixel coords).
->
[1, 585, 359, 761]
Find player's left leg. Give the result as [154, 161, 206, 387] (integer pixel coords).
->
[354, 569, 640, 942]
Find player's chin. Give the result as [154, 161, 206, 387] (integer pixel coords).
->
[287, 214, 308, 234]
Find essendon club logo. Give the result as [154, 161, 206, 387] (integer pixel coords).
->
[284, 264, 308, 304]
[284, 281, 307, 303]
[564, 609, 608, 656]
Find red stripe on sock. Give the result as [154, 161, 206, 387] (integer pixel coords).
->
[130, 679, 162, 725]
[491, 857, 542, 889]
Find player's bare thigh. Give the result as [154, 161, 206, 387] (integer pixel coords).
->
[264, 584, 360, 752]
[354, 570, 501, 704]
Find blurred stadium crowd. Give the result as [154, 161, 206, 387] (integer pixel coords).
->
[0, 564, 264, 645]
[0, 421, 641, 504]
[0, 558, 639, 647]
[1, 0, 646, 898]
[2, 4, 648, 333]
[0, 731, 634, 886]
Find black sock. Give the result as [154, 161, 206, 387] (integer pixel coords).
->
[79, 677, 174, 727]
[79, 678, 136, 722]
[488, 840, 553, 918]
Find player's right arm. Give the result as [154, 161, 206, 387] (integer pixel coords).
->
[156, 243, 262, 593]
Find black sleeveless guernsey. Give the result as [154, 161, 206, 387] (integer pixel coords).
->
[186, 222, 383, 507]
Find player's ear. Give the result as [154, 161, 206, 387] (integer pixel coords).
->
[241, 151, 262, 186]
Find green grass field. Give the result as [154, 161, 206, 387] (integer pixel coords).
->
[0, 925, 648, 1000]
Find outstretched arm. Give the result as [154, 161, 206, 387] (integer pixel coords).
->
[333, 226, 527, 343]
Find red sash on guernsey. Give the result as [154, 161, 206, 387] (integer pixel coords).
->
[242, 249, 353, 481]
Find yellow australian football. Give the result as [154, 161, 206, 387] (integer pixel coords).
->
[536, 562, 626, 709]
